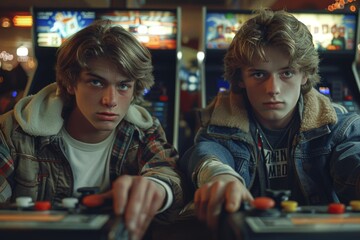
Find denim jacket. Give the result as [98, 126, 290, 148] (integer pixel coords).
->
[0, 83, 184, 222]
[180, 89, 360, 205]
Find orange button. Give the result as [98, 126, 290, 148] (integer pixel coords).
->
[328, 203, 345, 214]
[251, 197, 275, 210]
[34, 201, 51, 211]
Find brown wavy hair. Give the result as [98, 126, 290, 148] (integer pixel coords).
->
[224, 9, 320, 94]
[55, 19, 154, 108]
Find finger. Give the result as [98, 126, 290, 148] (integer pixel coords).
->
[132, 190, 162, 240]
[207, 181, 225, 229]
[224, 181, 253, 213]
[112, 175, 132, 215]
[194, 185, 210, 221]
[133, 180, 163, 228]
[124, 177, 146, 233]
[131, 212, 153, 240]
[224, 181, 241, 212]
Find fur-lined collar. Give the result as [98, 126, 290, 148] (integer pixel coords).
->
[200, 88, 337, 133]
[13, 83, 153, 136]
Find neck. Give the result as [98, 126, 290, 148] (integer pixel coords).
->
[254, 108, 296, 130]
[65, 108, 113, 143]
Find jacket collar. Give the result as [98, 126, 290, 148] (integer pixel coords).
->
[199, 88, 338, 133]
[13, 83, 154, 136]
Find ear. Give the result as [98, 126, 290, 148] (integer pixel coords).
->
[301, 76, 308, 85]
[238, 81, 245, 88]
[67, 85, 75, 95]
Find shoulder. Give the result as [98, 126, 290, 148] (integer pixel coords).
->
[301, 89, 337, 131]
[199, 91, 250, 132]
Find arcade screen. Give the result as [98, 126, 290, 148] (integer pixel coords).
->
[291, 11, 357, 53]
[33, 9, 96, 48]
[204, 10, 358, 54]
[98, 10, 177, 50]
[205, 11, 254, 50]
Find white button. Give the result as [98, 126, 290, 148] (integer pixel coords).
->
[16, 197, 33, 208]
[62, 198, 79, 208]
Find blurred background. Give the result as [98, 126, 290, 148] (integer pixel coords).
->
[0, 0, 358, 154]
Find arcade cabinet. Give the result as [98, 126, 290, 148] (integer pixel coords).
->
[97, 8, 181, 147]
[291, 10, 360, 113]
[200, 7, 254, 107]
[200, 8, 360, 113]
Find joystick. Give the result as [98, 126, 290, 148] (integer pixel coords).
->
[265, 189, 291, 209]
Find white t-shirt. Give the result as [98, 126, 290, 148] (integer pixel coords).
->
[60, 127, 173, 212]
[60, 127, 115, 197]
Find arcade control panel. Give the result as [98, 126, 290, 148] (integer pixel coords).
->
[0, 188, 128, 240]
[220, 191, 360, 240]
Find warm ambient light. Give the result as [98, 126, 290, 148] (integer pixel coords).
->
[13, 15, 32, 27]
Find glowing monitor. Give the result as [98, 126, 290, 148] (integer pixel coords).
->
[204, 9, 358, 54]
[291, 11, 358, 54]
[204, 10, 254, 50]
[98, 9, 177, 50]
[33, 9, 96, 48]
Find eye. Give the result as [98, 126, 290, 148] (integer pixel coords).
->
[280, 70, 294, 79]
[251, 71, 266, 79]
[90, 79, 103, 87]
[117, 82, 132, 91]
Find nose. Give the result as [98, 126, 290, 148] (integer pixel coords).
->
[102, 86, 117, 108]
[266, 74, 280, 96]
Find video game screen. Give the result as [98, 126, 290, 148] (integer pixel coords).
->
[98, 10, 177, 50]
[291, 12, 357, 53]
[33, 10, 96, 48]
[205, 11, 357, 54]
[205, 11, 254, 50]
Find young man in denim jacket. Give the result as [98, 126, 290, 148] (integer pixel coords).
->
[0, 20, 184, 240]
[180, 9, 360, 228]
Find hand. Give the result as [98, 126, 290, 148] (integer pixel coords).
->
[84, 175, 166, 240]
[194, 174, 253, 229]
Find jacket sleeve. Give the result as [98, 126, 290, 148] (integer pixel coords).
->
[330, 113, 360, 202]
[178, 127, 245, 190]
[138, 117, 185, 223]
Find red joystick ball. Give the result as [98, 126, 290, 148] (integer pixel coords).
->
[328, 203, 345, 214]
[251, 197, 275, 210]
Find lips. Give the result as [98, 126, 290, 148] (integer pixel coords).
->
[263, 101, 283, 109]
[97, 112, 118, 121]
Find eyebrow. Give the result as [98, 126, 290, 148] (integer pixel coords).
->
[84, 72, 134, 83]
[246, 66, 292, 72]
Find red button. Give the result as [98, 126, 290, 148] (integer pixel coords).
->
[328, 203, 345, 214]
[251, 197, 275, 210]
[82, 194, 105, 207]
[34, 201, 51, 211]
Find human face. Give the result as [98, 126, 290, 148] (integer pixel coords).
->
[66, 58, 134, 143]
[239, 47, 307, 130]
